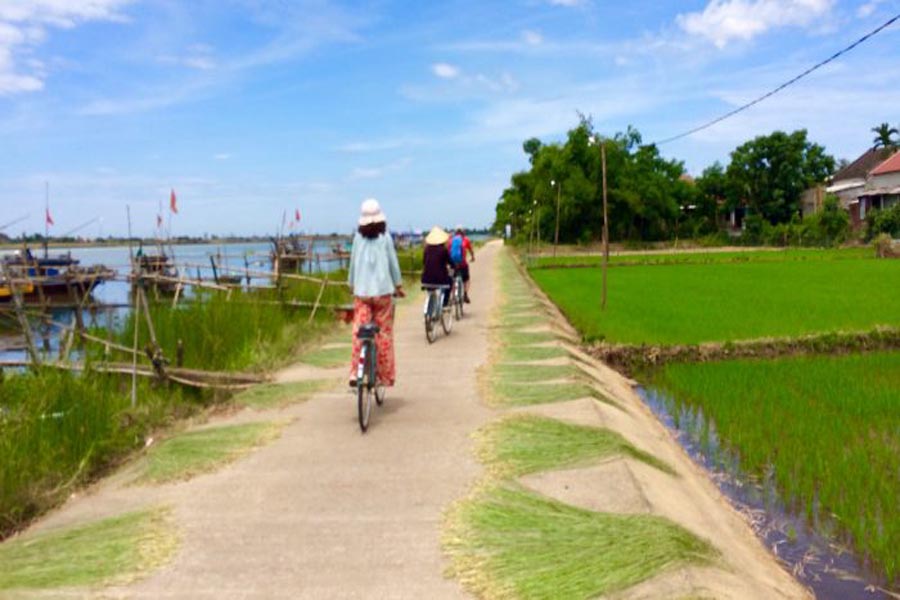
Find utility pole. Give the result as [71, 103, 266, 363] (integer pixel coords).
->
[552, 179, 562, 257]
[601, 141, 609, 311]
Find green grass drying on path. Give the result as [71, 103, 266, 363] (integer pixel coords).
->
[0, 507, 177, 590]
[444, 484, 717, 600]
[300, 344, 350, 368]
[500, 344, 569, 362]
[490, 380, 605, 407]
[531, 259, 900, 345]
[136, 422, 283, 484]
[233, 379, 335, 410]
[652, 351, 900, 585]
[530, 247, 870, 269]
[477, 415, 672, 477]
[496, 330, 557, 346]
[490, 363, 580, 384]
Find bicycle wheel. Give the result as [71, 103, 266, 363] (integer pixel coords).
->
[457, 277, 465, 318]
[441, 302, 453, 334]
[357, 343, 373, 432]
[375, 384, 385, 406]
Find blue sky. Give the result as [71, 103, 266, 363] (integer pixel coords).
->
[1, 0, 898, 237]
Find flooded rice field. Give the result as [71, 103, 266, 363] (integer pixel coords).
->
[639, 387, 897, 600]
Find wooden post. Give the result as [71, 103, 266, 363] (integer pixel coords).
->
[308, 271, 329, 324]
[1, 263, 40, 369]
[131, 284, 141, 407]
[553, 181, 562, 257]
[601, 141, 609, 311]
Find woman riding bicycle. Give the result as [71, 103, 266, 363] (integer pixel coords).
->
[347, 199, 404, 388]
[421, 226, 453, 307]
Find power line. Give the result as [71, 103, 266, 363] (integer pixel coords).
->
[653, 12, 900, 146]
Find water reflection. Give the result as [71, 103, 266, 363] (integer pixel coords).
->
[639, 386, 893, 600]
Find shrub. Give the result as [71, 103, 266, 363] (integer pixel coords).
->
[866, 203, 900, 241]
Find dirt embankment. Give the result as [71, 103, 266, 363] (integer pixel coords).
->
[584, 327, 900, 375]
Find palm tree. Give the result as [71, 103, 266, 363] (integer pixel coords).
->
[871, 122, 899, 149]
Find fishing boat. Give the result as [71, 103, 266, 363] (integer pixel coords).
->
[131, 252, 179, 293]
[1, 248, 114, 301]
[271, 237, 309, 274]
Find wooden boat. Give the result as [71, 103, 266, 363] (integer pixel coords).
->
[271, 237, 309, 274]
[1, 248, 114, 301]
[132, 253, 179, 293]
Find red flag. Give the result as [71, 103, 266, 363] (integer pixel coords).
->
[295, 209, 301, 222]
[45, 208, 54, 226]
[169, 189, 178, 214]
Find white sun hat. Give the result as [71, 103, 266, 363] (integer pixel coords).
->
[358, 198, 386, 226]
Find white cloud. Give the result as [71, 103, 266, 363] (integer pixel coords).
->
[336, 137, 424, 153]
[158, 44, 217, 71]
[0, 0, 133, 95]
[676, 0, 834, 48]
[548, 0, 584, 6]
[857, 0, 884, 18]
[214, 153, 232, 160]
[432, 62, 461, 79]
[522, 30, 543, 46]
[349, 157, 412, 180]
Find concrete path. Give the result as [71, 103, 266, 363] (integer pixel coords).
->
[12, 240, 808, 599]
[104, 241, 498, 598]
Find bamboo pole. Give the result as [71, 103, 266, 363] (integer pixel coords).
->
[601, 141, 609, 312]
[308, 270, 329, 324]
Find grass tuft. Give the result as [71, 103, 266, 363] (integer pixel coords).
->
[477, 415, 673, 477]
[136, 422, 283, 484]
[444, 484, 717, 600]
[0, 507, 178, 590]
[500, 344, 569, 362]
[233, 379, 336, 410]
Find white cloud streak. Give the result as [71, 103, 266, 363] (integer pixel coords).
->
[677, 0, 835, 48]
[432, 62, 460, 79]
[0, 0, 133, 95]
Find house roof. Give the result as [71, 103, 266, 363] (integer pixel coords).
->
[870, 151, 900, 176]
[832, 147, 895, 182]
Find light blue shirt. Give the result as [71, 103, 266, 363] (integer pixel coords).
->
[348, 231, 402, 297]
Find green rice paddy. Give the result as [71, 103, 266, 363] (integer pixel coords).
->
[0, 507, 177, 590]
[444, 484, 717, 600]
[530, 247, 870, 269]
[652, 352, 900, 585]
[531, 258, 900, 345]
[136, 421, 283, 484]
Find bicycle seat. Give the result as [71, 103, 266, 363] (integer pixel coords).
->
[357, 323, 380, 339]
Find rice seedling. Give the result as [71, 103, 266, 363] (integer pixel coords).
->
[0, 507, 177, 590]
[444, 483, 717, 600]
[233, 379, 336, 410]
[531, 259, 900, 345]
[135, 421, 283, 484]
[476, 415, 672, 477]
[652, 351, 900, 585]
[530, 247, 871, 269]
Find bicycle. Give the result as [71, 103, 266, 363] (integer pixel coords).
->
[355, 322, 385, 432]
[451, 268, 465, 320]
[422, 284, 452, 343]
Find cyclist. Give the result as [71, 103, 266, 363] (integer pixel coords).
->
[347, 199, 404, 388]
[421, 226, 452, 307]
[447, 225, 475, 303]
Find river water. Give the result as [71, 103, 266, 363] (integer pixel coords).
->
[639, 387, 896, 600]
[0, 240, 348, 362]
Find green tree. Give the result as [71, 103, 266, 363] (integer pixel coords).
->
[871, 122, 899, 149]
[725, 130, 834, 225]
